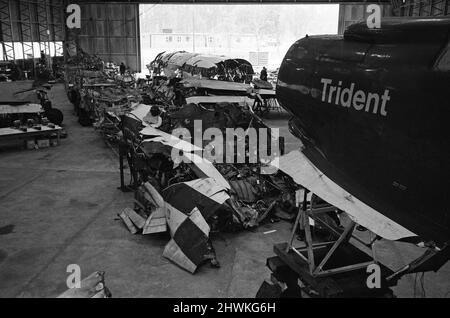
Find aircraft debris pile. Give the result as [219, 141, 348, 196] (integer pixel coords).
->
[141, 76, 182, 107]
[140, 51, 264, 108]
[88, 86, 142, 142]
[149, 51, 254, 83]
[117, 102, 300, 273]
[119, 180, 221, 273]
[66, 48, 105, 72]
[142, 53, 279, 119]
[63, 51, 297, 274]
[65, 52, 141, 140]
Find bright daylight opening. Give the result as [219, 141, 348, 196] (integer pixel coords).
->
[139, 4, 339, 76]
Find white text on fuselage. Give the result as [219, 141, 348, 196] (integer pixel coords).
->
[321, 78, 390, 116]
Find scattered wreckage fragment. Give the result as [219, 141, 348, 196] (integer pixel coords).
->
[163, 207, 216, 273]
[120, 179, 222, 273]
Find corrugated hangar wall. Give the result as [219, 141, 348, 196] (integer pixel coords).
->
[2, 1, 448, 68]
[392, 0, 449, 16]
[0, 0, 140, 71]
[338, 0, 449, 35]
[77, 2, 141, 72]
[0, 0, 65, 61]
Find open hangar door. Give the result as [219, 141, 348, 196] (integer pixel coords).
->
[76, 2, 141, 72]
[70, 0, 446, 73]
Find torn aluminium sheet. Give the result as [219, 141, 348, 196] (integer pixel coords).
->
[140, 125, 230, 190]
[162, 178, 227, 272]
[120, 182, 168, 235]
[163, 207, 214, 274]
[163, 178, 229, 221]
[273, 150, 416, 241]
[120, 179, 224, 273]
[126, 104, 231, 189]
[127, 103, 151, 122]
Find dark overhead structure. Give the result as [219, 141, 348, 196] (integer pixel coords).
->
[73, 0, 391, 2]
[392, 0, 449, 16]
[0, 0, 141, 71]
[0, 0, 449, 68]
[75, 2, 141, 71]
[0, 0, 66, 61]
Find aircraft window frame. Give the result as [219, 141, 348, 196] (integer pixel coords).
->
[435, 39, 450, 71]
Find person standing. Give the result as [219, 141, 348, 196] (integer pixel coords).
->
[260, 66, 268, 81]
[119, 62, 126, 75]
[40, 50, 47, 66]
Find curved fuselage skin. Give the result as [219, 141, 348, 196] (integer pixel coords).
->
[277, 18, 450, 246]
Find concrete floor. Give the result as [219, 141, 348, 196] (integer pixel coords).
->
[0, 84, 448, 298]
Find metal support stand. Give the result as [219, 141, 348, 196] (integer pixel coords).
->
[118, 140, 132, 192]
[285, 190, 376, 278]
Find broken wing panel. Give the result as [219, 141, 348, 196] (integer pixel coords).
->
[140, 126, 203, 152]
[185, 159, 230, 190]
[274, 150, 416, 241]
[183, 178, 229, 204]
[163, 178, 230, 221]
[163, 207, 211, 274]
[140, 126, 230, 189]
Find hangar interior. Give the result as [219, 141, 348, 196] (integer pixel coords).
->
[0, 0, 449, 298]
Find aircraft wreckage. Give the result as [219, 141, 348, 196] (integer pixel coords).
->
[118, 102, 298, 273]
[265, 17, 450, 297]
[149, 51, 254, 83]
[66, 23, 449, 296]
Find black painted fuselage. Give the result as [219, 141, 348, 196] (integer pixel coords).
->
[277, 18, 450, 246]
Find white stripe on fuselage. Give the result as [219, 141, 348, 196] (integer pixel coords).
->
[273, 150, 416, 241]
